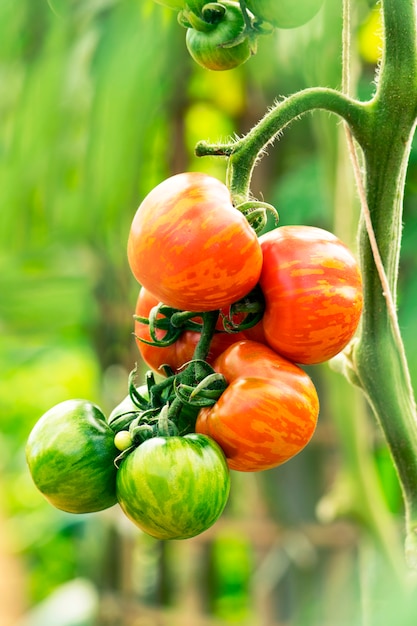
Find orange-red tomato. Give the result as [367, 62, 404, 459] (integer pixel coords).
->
[258, 225, 363, 365]
[134, 288, 247, 374]
[127, 173, 263, 312]
[195, 340, 319, 472]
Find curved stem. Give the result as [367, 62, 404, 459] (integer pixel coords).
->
[193, 0, 417, 568]
[196, 87, 369, 204]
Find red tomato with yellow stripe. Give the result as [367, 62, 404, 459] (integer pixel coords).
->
[195, 340, 319, 471]
[134, 287, 248, 374]
[127, 173, 263, 312]
[257, 225, 363, 364]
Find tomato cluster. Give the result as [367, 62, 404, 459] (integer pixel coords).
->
[127, 171, 362, 472]
[26, 169, 362, 541]
[153, 0, 325, 71]
[26, 391, 230, 540]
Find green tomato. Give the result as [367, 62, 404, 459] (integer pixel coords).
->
[114, 430, 134, 451]
[186, 1, 252, 71]
[108, 394, 140, 423]
[26, 400, 119, 514]
[246, 0, 323, 29]
[116, 433, 230, 539]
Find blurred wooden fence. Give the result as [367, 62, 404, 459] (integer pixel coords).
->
[96, 516, 359, 626]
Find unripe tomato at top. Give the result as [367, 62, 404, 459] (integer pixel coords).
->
[257, 225, 363, 365]
[26, 400, 119, 514]
[134, 287, 247, 374]
[196, 340, 319, 471]
[186, 1, 252, 71]
[127, 172, 263, 312]
[246, 0, 323, 29]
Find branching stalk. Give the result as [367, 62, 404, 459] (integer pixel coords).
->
[195, 0, 417, 568]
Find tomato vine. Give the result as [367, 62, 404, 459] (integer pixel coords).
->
[196, 0, 417, 568]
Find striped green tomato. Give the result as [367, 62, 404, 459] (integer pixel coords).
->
[26, 400, 119, 513]
[116, 433, 230, 539]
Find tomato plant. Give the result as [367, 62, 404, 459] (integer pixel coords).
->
[256, 225, 363, 365]
[26, 400, 119, 513]
[22, 0, 417, 584]
[116, 433, 230, 539]
[245, 0, 324, 29]
[196, 340, 319, 471]
[127, 172, 262, 312]
[185, 1, 253, 71]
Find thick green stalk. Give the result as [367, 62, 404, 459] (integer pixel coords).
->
[196, 87, 367, 205]
[353, 0, 417, 566]
[319, 368, 405, 579]
[195, 0, 417, 567]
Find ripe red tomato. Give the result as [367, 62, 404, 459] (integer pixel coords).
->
[134, 288, 247, 374]
[257, 225, 363, 365]
[195, 340, 319, 471]
[127, 173, 263, 312]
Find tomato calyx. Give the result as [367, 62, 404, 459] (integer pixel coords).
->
[135, 290, 264, 356]
[112, 311, 230, 466]
[220, 285, 265, 332]
[235, 199, 279, 234]
[134, 302, 205, 348]
[174, 363, 227, 408]
[113, 362, 227, 467]
[179, 3, 226, 32]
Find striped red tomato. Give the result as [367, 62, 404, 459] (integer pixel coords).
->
[255, 225, 363, 365]
[127, 172, 263, 312]
[195, 340, 319, 472]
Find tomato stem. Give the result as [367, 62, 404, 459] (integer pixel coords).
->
[352, 0, 417, 568]
[192, 310, 220, 363]
[196, 88, 367, 205]
[194, 0, 417, 569]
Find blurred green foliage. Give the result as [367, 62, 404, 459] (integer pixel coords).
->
[1, 0, 417, 624]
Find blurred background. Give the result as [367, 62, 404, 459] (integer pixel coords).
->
[2, 0, 417, 624]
